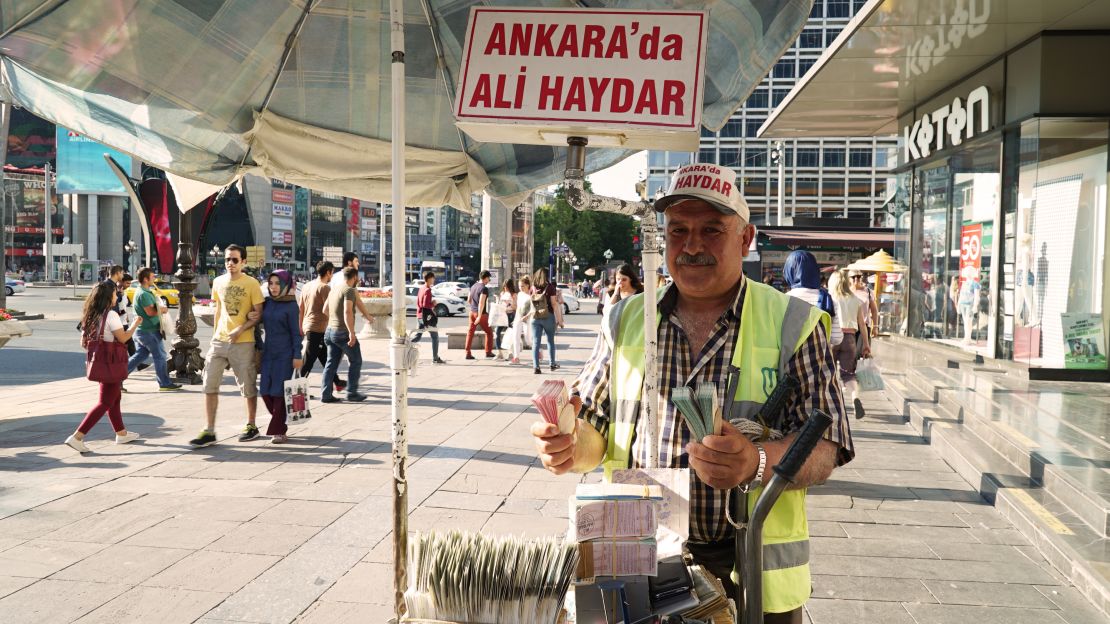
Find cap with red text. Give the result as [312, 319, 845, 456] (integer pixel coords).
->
[653, 163, 749, 222]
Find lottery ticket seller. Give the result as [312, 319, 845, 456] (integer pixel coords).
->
[530, 164, 855, 624]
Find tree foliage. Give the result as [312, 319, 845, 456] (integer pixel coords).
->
[533, 184, 639, 275]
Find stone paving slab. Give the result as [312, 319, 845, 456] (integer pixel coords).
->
[0, 313, 1106, 623]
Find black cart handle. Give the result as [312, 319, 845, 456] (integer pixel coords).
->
[773, 409, 833, 483]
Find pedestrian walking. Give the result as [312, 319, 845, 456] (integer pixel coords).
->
[530, 269, 563, 374]
[493, 278, 518, 360]
[829, 269, 870, 419]
[260, 270, 302, 443]
[850, 269, 879, 338]
[330, 252, 376, 326]
[190, 244, 265, 448]
[321, 267, 366, 402]
[783, 250, 843, 348]
[507, 275, 533, 365]
[65, 281, 143, 452]
[125, 268, 183, 391]
[118, 273, 137, 358]
[605, 264, 644, 316]
[532, 163, 853, 619]
[464, 270, 494, 359]
[298, 261, 347, 392]
[412, 270, 446, 364]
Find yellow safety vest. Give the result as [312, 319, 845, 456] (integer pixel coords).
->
[603, 281, 829, 613]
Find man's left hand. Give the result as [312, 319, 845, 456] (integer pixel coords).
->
[685, 421, 759, 490]
[247, 309, 261, 322]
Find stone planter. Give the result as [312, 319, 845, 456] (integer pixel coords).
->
[0, 319, 32, 350]
[358, 298, 417, 339]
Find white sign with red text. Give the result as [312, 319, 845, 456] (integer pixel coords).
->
[455, 7, 707, 150]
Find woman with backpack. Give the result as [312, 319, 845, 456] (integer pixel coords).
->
[530, 269, 563, 374]
[65, 281, 143, 453]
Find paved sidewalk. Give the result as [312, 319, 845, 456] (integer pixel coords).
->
[0, 313, 1103, 623]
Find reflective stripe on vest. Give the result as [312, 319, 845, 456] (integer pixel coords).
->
[606, 280, 829, 614]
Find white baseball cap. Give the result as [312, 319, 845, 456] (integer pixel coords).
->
[654, 163, 750, 222]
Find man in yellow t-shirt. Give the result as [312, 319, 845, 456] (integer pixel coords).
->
[191, 244, 265, 448]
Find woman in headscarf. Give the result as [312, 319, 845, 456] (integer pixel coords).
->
[260, 269, 302, 443]
[782, 250, 843, 348]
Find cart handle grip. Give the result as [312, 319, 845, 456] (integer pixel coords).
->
[773, 409, 833, 483]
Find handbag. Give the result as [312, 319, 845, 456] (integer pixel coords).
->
[284, 370, 312, 425]
[86, 313, 129, 383]
[856, 357, 885, 392]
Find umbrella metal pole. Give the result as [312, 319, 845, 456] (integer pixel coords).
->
[388, 0, 409, 620]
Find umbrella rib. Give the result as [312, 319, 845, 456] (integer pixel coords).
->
[0, 0, 68, 41]
[417, 0, 472, 156]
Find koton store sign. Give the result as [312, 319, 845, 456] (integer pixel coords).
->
[455, 7, 708, 151]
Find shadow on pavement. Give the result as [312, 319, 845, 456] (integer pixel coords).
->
[0, 348, 85, 385]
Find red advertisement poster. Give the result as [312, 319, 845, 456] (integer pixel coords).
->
[959, 222, 983, 287]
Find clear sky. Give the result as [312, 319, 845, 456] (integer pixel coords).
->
[585, 150, 647, 201]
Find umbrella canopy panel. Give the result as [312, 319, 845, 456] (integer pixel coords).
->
[0, 0, 814, 208]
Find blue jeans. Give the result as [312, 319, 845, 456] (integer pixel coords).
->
[531, 315, 557, 368]
[127, 328, 173, 387]
[322, 328, 362, 399]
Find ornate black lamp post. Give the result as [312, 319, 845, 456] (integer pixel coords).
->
[169, 213, 203, 384]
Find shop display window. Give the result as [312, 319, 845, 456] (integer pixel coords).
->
[1010, 119, 1109, 369]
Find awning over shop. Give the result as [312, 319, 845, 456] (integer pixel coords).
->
[758, 0, 1110, 138]
[758, 226, 895, 249]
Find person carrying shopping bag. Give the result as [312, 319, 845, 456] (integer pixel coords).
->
[259, 270, 302, 443]
[65, 281, 144, 453]
[412, 270, 446, 364]
[493, 278, 518, 360]
[829, 269, 871, 419]
[507, 276, 533, 365]
[530, 269, 563, 374]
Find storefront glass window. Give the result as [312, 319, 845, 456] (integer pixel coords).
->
[1011, 119, 1109, 369]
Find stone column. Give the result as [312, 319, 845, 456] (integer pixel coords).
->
[169, 210, 203, 384]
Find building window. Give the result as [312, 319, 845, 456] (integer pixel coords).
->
[745, 118, 765, 137]
[853, 0, 867, 11]
[795, 148, 819, 168]
[848, 148, 872, 168]
[826, 0, 851, 18]
[746, 89, 768, 109]
[795, 176, 818, 196]
[799, 29, 823, 49]
[875, 148, 890, 169]
[719, 147, 741, 168]
[798, 58, 816, 77]
[698, 148, 716, 163]
[848, 178, 872, 197]
[772, 60, 795, 79]
[771, 88, 791, 107]
[701, 126, 716, 138]
[823, 147, 846, 167]
[743, 177, 767, 196]
[822, 178, 846, 196]
[721, 119, 743, 138]
[745, 148, 767, 168]
[810, 0, 824, 18]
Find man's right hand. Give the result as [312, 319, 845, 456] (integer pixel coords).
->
[347, 334, 358, 348]
[531, 395, 583, 475]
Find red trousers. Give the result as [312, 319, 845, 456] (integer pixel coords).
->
[78, 382, 124, 434]
[262, 395, 287, 436]
[465, 312, 493, 355]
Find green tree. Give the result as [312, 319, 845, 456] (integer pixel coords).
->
[532, 185, 639, 276]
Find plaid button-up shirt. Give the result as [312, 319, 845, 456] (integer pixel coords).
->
[572, 278, 854, 542]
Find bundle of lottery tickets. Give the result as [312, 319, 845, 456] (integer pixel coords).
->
[531, 379, 576, 435]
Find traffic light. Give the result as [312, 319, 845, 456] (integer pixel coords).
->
[632, 235, 641, 250]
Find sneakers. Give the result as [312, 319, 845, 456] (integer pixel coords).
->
[509, 357, 520, 365]
[64, 434, 90, 453]
[321, 395, 341, 403]
[853, 397, 865, 420]
[347, 392, 368, 402]
[335, 379, 348, 391]
[270, 434, 289, 444]
[550, 363, 560, 371]
[494, 350, 505, 361]
[432, 357, 447, 364]
[238, 424, 260, 442]
[484, 352, 496, 358]
[189, 430, 217, 448]
[158, 384, 183, 392]
[115, 431, 141, 444]
[465, 354, 476, 360]
[534, 367, 542, 374]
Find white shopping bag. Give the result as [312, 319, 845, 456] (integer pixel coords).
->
[160, 310, 176, 338]
[856, 357, 885, 392]
[488, 301, 509, 328]
[284, 371, 312, 425]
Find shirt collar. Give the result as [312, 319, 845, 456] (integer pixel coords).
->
[659, 275, 747, 319]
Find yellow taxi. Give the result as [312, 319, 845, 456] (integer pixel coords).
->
[124, 279, 180, 308]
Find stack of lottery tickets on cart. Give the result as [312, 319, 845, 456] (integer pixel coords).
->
[531, 379, 576, 435]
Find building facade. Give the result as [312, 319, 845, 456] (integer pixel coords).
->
[646, 0, 897, 226]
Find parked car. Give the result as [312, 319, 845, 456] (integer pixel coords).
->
[558, 289, 580, 315]
[380, 285, 467, 317]
[124, 279, 180, 307]
[432, 281, 470, 300]
[5, 278, 26, 296]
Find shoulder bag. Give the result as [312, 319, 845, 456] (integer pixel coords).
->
[86, 313, 129, 383]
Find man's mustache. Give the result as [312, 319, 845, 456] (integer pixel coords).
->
[676, 253, 717, 266]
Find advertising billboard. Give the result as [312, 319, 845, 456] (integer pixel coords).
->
[6, 109, 55, 168]
[55, 128, 132, 194]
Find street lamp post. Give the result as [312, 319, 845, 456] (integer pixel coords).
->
[123, 240, 137, 275]
[770, 140, 786, 226]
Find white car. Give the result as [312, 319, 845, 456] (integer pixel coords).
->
[382, 285, 465, 317]
[433, 281, 470, 299]
[558, 289, 580, 315]
[5, 278, 26, 296]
